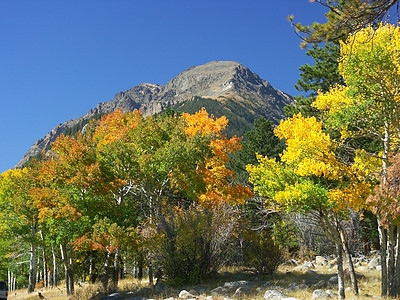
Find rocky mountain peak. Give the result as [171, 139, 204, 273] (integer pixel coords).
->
[164, 61, 262, 99]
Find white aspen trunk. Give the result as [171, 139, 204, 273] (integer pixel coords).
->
[378, 222, 388, 296]
[39, 231, 49, 288]
[379, 121, 390, 296]
[101, 247, 111, 293]
[52, 246, 57, 287]
[12, 277, 16, 291]
[111, 247, 120, 290]
[388, 225, 396, 296]
[28, 242, 37, 293]
[28, 225, 37, 293]
[394, 225, 400, 296]
[68, 256, 74, 295]
[336, 243, 345, 299]
[89, 253, 94, 284]
[60, 243, 71, 295]
[7, 270, 10, 292]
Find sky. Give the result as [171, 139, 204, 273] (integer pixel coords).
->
[0, 1, 328, 173]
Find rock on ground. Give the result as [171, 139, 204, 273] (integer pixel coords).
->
[312, 289, 337, 299]
[264, 289, 288, 299]
[178, 290, 197, 299]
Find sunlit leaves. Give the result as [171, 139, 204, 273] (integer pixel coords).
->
[183, 109, 253, 206]
[275, 113, 338, 179]
[248, 113, 371, 214]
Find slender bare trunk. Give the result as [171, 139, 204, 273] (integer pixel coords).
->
[138, 251, 144, 282]
[89, 252, 95, 284]
[68, 257, 74, 295]
[111, 247, 120, 290]
[60, 244, 70, 295]
[28, 226, 37, 293]
[379, 122, 389, 297]
[52, 246, 57, 287]
[395, 225, 400, 296]
[60, 243, 74, 295]
[340, 227, 359, 295]
[336, 243, 345, 299]
[101, 247, 111, 293]
[378, 222, 388, 297]
[39, 231, 49, 288]
[148, 261, 153, 285]
[388, 225, 396, 297]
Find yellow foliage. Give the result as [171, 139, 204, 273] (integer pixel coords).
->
[313, 85, 352, 113]
[339, 23, 400, 86]
[352, 149, 382, 176]
[275, 113, 338, 179]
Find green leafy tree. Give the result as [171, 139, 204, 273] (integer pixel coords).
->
[228, 117, 283, 184]
[0, 168, 41, 293]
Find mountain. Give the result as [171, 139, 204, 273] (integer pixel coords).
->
[15, 61, 293, 168]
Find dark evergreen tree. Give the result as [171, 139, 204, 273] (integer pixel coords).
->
[284, 42, 342, 118]
[228, 116, 283, 185]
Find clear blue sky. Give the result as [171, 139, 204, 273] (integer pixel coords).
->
[0, 1, 327, 173]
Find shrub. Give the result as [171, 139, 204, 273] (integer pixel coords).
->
[243, 229, 283, 275]
[144, 204, 240, 284]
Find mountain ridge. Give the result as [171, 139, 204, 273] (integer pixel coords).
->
[16, 61, 293, 168]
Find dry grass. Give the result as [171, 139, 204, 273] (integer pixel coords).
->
[6, 263, 385, 300]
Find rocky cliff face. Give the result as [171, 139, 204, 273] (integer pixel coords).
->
[15, 61, 293, 168]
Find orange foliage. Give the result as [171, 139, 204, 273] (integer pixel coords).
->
[93, 108, 142, 147]
[183, 108, 228, 137]
[183, 108, 253, 207]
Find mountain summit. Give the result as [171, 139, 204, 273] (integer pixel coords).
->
[16, 61, 292, 168]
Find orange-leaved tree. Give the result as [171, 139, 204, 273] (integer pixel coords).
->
[183, 108, 253, 207]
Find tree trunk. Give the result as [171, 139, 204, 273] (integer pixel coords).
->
[89, 252, 95, 284]
[339, 227, 358, 295]
[39, 231, 49, 288]
[138, 251, 144, 282]
[101, 247, 111, 293]
[148, 261, 153, 285]
[336, 243, 345, 299]
[379, 121, 389, 297]
[28, 227, 37, 293]
[394, 225, 400, 296]
[68, 256, 74, 295]
[60, 243, 69, 295]
[378, 221, 388, 297]
[111, 247, 120, 290]
[60, 243, 74, 295]
[52, 246, 57, 287]
[388, 225, 396, 297]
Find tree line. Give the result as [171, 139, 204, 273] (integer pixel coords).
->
[3, 2, 400, 299]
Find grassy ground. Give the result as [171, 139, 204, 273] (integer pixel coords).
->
[7, 264, 383, 300]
